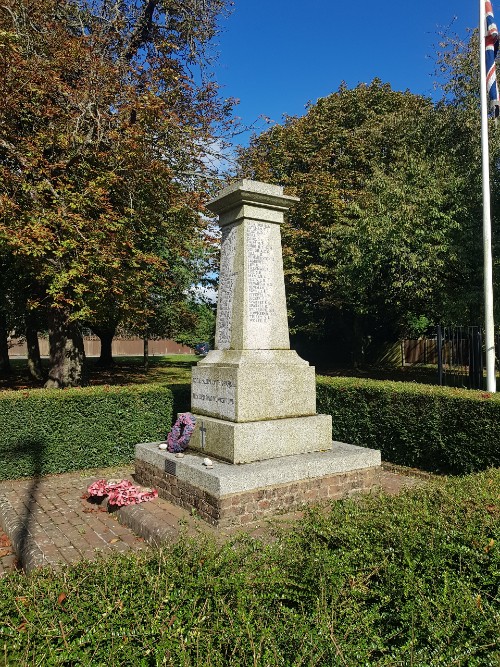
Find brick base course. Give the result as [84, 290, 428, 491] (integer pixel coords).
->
[135, 459, 380, 528]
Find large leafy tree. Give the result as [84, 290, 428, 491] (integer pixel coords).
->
[238, 79, 490, 364]
[0, 0, 232, 385]
[435, 27, 500, 313]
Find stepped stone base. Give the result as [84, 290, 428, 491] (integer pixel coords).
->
[188, 413, 333, 464]
[135, 442, 381, 527]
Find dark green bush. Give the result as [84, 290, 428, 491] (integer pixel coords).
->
[0, 384, 173, 480]
[317, 376, 500, 473]
[0, 471, 499, 665]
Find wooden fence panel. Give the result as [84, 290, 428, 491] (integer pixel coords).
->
[8, 337, 193, 357]
[403, 339, 438, 365]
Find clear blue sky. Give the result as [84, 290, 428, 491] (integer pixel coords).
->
[213, 0, 478, 146]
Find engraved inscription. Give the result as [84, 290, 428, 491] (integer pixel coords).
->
[216, 224, 237, 349]
[192, 377, 235, 388]
[192, 375, 237, 419]
[192, 393, 235, 406]
[246, 222, 272, 324]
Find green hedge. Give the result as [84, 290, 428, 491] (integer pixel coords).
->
[0, 384, 173, 480]
[317, 376, 500, 473]
[1, 471, 500, 664]
[3, 375, 499, 480]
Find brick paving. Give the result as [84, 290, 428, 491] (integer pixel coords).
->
[0, 463, 425, 577]
[0, 465, 212, 575]
[0, 527, 17, 577]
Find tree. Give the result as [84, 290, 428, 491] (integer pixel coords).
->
[0, 0, 232, 386]
[174, 300, 216, 348]
[434, 27, 500, 322]
[238, 80, 491, 364]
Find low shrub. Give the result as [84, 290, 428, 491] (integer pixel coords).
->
[0, 471, 499, 664]
[0, 384, 173, 480]
[317, 376, 500, 473]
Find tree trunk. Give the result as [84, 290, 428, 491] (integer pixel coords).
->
[143, 335, 149, 372]
[26, 316, 45, 382]
[92, 325, 116, 367]
[0, 311, 11, 376]
[45, 310, 86, 388]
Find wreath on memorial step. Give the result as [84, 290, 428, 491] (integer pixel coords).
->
[87, 479, 158, 506]
[167, 412, 196, 453]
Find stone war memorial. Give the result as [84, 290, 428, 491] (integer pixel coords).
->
[135, 180, 381, 526]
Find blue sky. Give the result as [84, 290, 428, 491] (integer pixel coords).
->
[212, 0, 478, 147]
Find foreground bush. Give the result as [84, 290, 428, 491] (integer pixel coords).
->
[0, 471, 499, 665]
[0, 384, 172, 480]
[317, 376, 500, 473]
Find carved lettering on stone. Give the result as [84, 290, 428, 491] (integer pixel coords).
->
[192, 375, 237, 420]
[216, 224, 237, 349]
[246, 222, 272, 324]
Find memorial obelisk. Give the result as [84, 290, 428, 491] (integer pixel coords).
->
[188, 180, 332, 463]
[135, 180, 381, 527]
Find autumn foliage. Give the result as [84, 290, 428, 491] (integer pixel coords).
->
[0, 0, 231, 385]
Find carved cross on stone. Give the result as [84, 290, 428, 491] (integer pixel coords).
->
[200, 421, 207, 450]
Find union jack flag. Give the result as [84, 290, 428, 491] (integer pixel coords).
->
[486, 0, 500, 116]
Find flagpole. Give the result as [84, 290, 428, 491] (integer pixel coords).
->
[480, 0, 497, 392]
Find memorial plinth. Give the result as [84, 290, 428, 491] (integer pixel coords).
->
[135, 180, 381, 526]
[189, 180, 332, 463]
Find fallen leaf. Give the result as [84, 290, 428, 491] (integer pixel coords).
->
[484, 539, 495, 553]
[57, 593, 67, 605]
[109, 538, 120, 544]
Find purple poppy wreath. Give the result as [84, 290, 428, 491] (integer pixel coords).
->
[167, 412, 196, 453]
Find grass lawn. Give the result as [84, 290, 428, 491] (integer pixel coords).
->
[1, 470, 499, 665]
[0, 355, 198, 391]
[1, 353, 449, 393]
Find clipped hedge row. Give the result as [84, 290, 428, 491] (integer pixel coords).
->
[0, 384, 173, 480]
[1, 471, 500, 664]
[317, 376, 500, 473]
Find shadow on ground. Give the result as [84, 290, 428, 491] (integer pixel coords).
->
[3, 437, 47, 570]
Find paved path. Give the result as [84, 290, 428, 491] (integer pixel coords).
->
[0, 528, 16, 576]
[0, 464, 424, 577]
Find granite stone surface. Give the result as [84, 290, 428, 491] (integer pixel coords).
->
[213, 217, 290, 351]
[136, 441, 381, 497]
[191, 349, 316, 422]
[207, 179, 299, 225]
[188, 413, 333, 463]
[189, 180, 338, 464]
[207, 181, 298, 353]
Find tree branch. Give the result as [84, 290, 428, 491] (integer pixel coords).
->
[125, 0, 160, 61]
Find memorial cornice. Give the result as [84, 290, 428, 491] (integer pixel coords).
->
[207, 179, 299, 218]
